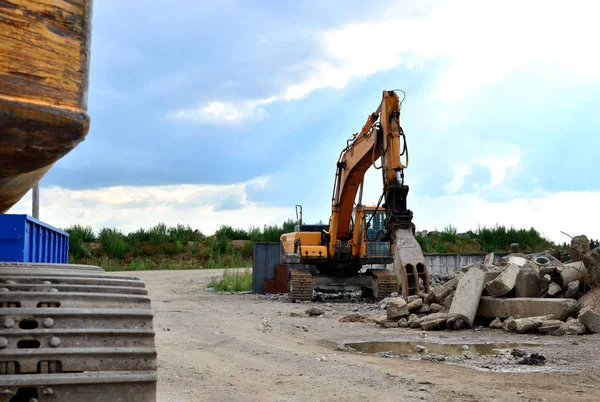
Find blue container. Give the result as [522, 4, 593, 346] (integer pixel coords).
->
[0, 214, 69, 263]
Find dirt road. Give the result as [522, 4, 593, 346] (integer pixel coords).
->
[117, 269, 600, 402]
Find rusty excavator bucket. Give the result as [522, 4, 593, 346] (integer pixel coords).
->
[384, 182, 430, 300]
[393, 228, 430, 299]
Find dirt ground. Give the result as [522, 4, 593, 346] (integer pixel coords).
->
[116, 269, 600, 402]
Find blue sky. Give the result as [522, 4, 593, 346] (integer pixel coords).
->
[10, 0, 600, 242]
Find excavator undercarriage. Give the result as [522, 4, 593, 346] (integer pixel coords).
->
[0, 262, 156, 401]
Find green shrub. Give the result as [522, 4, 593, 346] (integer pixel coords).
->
[98, 228, 129, 258]
[206, 268, 252, 291]
[63, 224, 95, 259]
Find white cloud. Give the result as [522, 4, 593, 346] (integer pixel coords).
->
[173, 0, 600, 124]
[409, 190, 600, 244]
[7, 177, 292, 235]
[445, 163, 472, 194]
[168, 97, 278, 124]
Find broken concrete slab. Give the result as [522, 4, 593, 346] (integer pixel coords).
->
[565, 281, 579, 298]
[489, 318, 503, 329]
[387, 297, 409, 320]
[430, 303, 444, 313]
[419, 312, 448, 330]
[447, 266, 486, 330]
[407, 298, 423, 312]
[583, 247, 600, 287]
[548, 282, 562, 297]
[579, 307, 600, 333]
[443, 291, 455, 311]
[407, 295, 421, 303]
[571, 235, 591, 262]
[415, 303, 431, 315]
[477, 297, 578, 321]
[505, 315, 555, 334]
[483, 252, 495, 267]
[485, 263, 519, 297]
[552, 317, 587, 336]
[558, 261, 587, 288]
[425, 275, 460, 304]
[514, 265, 540, 298]
[408, 314, 421, 328]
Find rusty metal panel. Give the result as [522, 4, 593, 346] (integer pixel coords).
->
[252, 242, 282, 294]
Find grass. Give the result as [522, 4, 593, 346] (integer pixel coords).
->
[206, 268, 252, 292]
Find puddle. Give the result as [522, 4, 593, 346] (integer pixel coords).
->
[345, 341, 539, 356]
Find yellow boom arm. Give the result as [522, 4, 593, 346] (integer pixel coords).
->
[328, 90, 409, 257]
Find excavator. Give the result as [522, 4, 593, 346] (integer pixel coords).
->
[280, 90, 430, 301]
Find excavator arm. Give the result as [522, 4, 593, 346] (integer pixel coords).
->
[328, 90, 412, 256]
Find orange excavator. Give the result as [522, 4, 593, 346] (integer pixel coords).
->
[280, 90, 430, 301]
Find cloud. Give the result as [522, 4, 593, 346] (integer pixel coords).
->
[170, 0, 600, 124]
[409, 190, 600, 244]
[168, 97, 278, 124]
[7, 177, 291, 235]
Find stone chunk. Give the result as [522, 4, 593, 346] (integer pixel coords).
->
[407, 295, 421, 303]
[387, 297, 409, 320]
[408, 314, 421, 328]
[383, 321, 398, 328]
[419, 312, 448, 330]
[552, 317, 587, 336]
[485, 263, 519, 297]
[571, 235, 591, 262]
[558, 261, 587, 288]
[489, 318, 503, 329]
[415, 304, 431, 315]
[397, 318, 408, 328]
[477, 297, 578, 321]
[425, 275, 460, 304]
[579, 307, 600, 333]
[505, 315, 555, 334]
[547, 282, 562, 297]
[583, 247, 600, 287]
[514, 266, 540, 297]
[407, 298, 423, 312]
[483, 252, 495, 267]
[565, 281, 579, 298]
[306, 307, 324, 316]
[430, 303, 444, 313]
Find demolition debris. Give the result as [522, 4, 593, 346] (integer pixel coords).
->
[375, 236, 600, 336]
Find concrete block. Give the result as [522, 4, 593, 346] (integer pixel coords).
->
[477, 297, 578, 321]
[558, 261, 587, 287]
[514, 266, 540, 297]
[485, 263, 519, 297]
[579, 307, 600, 333]
[387, 297, 409, 320]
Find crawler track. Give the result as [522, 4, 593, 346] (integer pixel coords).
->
[0, 263, 157, 402]
[288, 269, 313, 301]
[371, 270, 398, 299]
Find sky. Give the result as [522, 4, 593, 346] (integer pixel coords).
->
[9, 0, 600, 243]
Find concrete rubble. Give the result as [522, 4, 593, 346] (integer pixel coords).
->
[374, 237, 600, 337]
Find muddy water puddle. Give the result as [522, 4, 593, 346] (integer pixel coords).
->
[345, 341, 539, 357]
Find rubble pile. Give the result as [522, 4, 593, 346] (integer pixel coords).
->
[377, 235, 600, 336]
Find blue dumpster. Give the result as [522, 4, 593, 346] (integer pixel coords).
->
[0, 214, 69, 263]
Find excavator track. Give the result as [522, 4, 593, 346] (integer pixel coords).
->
[0, 262, 157, 402]
[287, 269, 313, 302]
[371, 270, 399, 299]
